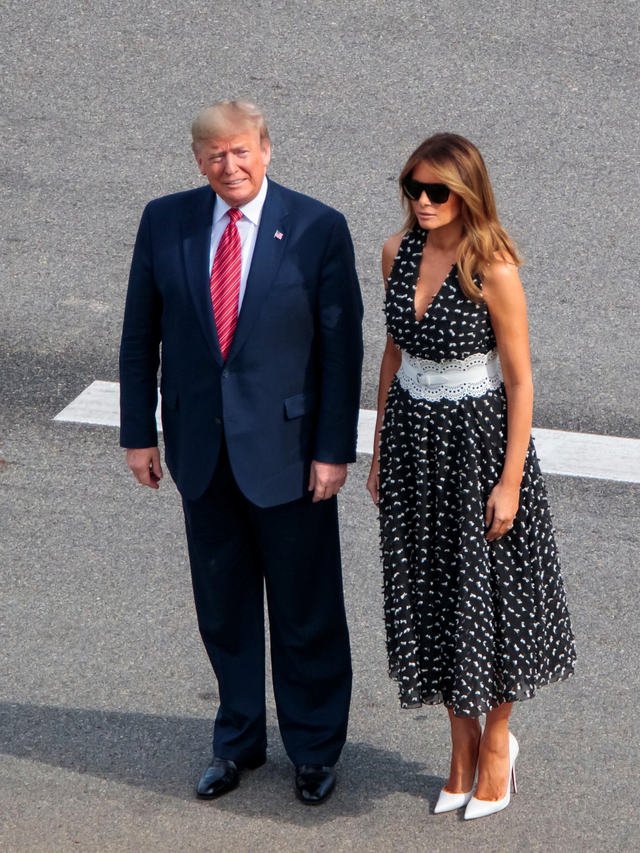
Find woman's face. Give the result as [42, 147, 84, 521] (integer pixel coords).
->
[410, 161, 462, 230]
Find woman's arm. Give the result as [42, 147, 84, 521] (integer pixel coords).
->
[366, 335, 402, 504]
[482, 259, 534, 540]
[366, 233, 404, 505]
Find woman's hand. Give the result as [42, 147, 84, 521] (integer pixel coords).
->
[366, 456, 380, 506]
[485, 480, 520, 541]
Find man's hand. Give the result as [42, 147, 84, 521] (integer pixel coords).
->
[308, 461, 348, 503]
[126, 447, 164, 489]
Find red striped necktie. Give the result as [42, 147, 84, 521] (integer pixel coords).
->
[210, 207, 243, 361]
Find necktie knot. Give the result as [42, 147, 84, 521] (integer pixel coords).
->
[227, 208, 242, 224]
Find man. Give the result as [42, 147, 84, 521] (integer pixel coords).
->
[119, 100, 363, 805]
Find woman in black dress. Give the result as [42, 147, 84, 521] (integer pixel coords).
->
[366, 134, 576, 819]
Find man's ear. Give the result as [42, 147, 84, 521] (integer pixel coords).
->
[192, 142, 206, 176]
[261, 140, 272, 168]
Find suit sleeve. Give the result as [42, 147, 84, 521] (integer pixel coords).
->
[313, 213, 364, 464]
[119, 204, 162, 448]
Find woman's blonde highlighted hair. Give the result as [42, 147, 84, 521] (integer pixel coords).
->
[400, 133, 521, 303]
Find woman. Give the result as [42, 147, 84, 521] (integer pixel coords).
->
[367, 133, 576, 820]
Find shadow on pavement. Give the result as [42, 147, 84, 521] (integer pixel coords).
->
[0, 702, 441, 822]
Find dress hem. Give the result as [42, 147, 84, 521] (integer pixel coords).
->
[388, 664, 576, 718]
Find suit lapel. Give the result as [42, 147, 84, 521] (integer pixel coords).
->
[226, 180, 289, 364]
[182, 185, 224, 367]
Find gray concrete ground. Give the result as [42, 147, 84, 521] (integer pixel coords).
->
[1, 1, 639, 851]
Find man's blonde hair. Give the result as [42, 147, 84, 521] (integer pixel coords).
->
[191, 100, 270, 150]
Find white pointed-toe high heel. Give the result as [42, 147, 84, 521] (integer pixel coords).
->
[434, 785, 475, 814]
[434, 760, 480, 814]
[435, 722, 484, 814]
[464, 732, 519, 821]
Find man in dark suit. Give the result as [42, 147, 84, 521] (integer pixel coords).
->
[119, 100, 363, 804]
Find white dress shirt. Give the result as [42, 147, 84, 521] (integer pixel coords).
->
[209, 175, 269, 312]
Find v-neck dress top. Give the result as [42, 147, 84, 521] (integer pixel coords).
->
[379, 227, 576, 716]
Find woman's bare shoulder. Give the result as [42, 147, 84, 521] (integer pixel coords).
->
[483, 252, 521, 287]
[482, 253, 524, 307]
[382, 231, 406, 283]
[383, 230, 406, 259]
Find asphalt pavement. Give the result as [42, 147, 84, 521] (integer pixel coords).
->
[1, 2, 639, 851]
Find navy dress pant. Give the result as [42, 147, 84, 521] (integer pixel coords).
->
[182, 438, 352, 767]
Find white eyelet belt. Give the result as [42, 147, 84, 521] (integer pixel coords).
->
[396, 348, 503, 402]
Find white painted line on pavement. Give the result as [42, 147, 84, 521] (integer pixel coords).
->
[54, 380, 640, 485]
[54, 380, 163, 429]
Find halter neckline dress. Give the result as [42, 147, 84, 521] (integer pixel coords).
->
[379, 227, 576, 716]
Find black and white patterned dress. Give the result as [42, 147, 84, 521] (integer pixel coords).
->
[379, 228, 576, 717]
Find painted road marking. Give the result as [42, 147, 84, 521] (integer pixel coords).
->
[55, 380, 640, 485]
[54, 381, 162, 428]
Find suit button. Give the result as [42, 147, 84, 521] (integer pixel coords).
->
[222, 368, 229, 378]
[214, 418, 222, 426]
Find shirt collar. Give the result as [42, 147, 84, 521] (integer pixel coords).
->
[213, 176, 269, 226]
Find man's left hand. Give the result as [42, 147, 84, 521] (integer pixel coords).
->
[308, 461, 348, 502]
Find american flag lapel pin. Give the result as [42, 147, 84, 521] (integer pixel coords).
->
[274, 230, 283, 240]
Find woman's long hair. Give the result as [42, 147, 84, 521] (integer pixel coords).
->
[400, 133, 521, 303]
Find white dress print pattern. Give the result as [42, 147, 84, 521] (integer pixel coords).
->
[379, 228, 576, 716]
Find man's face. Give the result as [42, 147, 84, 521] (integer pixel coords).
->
[194, 129, 271, 207]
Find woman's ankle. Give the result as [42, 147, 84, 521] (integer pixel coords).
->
[445, 729, 481, 792]
[480, 722, 510, 753]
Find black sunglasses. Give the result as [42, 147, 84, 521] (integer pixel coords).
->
[401, 177, 450, 205]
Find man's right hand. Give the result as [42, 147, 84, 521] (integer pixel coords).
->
[126, 447, 164, 489]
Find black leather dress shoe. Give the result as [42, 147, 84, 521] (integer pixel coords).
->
[196, 754, 266, 800]
[294, 765, 336, 805]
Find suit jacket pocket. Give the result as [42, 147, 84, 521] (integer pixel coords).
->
[284, 392, 317, 420]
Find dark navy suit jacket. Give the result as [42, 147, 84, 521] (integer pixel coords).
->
[119, 179, 364, 507]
